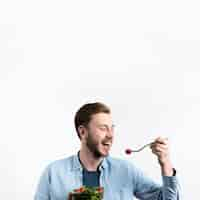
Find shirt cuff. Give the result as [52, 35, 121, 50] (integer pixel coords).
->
[162, 168, 178, 188]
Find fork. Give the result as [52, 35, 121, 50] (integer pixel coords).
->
[125, 142, 154, 154]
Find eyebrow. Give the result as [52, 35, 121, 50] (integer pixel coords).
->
[98, 124, 115, 128]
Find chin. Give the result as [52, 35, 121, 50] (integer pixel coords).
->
[93, 145, 111, 158]
[100, 150, 110, 157]
[94, 150, 109, 158]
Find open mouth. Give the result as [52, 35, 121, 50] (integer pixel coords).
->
[102, 142, 111, 147]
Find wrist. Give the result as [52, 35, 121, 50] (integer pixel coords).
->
[160, 160, 174, 176]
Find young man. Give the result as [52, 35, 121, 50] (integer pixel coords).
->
[34, 102, 180, 200]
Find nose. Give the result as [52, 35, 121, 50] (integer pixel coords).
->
[106, 127, 114, 138]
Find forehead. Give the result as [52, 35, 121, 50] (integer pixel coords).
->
[90, 113, 113, 125]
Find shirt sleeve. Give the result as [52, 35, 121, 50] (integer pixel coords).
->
[34, 165, 51, 200]
[133, 166, 181, 200]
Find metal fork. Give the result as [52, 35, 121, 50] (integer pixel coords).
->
[125, 142, 154, 154]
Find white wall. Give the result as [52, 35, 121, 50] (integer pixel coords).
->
[1, 1, 200, 199]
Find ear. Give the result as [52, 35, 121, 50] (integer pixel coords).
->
[78, 125, 87, 140]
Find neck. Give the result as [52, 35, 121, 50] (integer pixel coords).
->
[79, 147, 103, 171]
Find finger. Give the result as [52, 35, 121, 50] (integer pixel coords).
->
[156, 143, 168, 149]
[150, 143, 168, 150]
[151, 148, 162, 157]
[155, 137, 168, 143]
[151, 145, 169, 157]
[154, 137, 169, 145]
[151, 148, 167, 155]
[155, 136, 168, 141]
[151, 143, 169, 152]
[153, 146, 168, 153]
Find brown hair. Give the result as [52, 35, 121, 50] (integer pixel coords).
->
[74, 102, 111, 139]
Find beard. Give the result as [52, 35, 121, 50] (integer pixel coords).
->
[86, 132, 109, 159]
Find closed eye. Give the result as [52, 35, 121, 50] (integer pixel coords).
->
[98, 125, 115, 132]
[99, 126, 107, 131]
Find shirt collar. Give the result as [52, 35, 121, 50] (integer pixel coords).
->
[71, 151, 108, 171]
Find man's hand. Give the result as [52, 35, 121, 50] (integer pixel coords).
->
[150, 137, 174, 176]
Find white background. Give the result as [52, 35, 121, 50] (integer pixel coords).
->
[0, 0, 200, 199]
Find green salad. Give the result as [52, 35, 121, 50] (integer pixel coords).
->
[69, 186, 104, 200]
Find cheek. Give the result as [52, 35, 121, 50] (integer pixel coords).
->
[94, 135, 105, 145]
[95, 134, 104, 142]
[93, 129, 106, 139]
[89, 129, 107, 143]
[88, 132, 102, 144]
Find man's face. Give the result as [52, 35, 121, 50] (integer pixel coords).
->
[83, 113, 115, 158]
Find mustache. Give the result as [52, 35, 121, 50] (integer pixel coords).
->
[102, 138, 113, 143]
